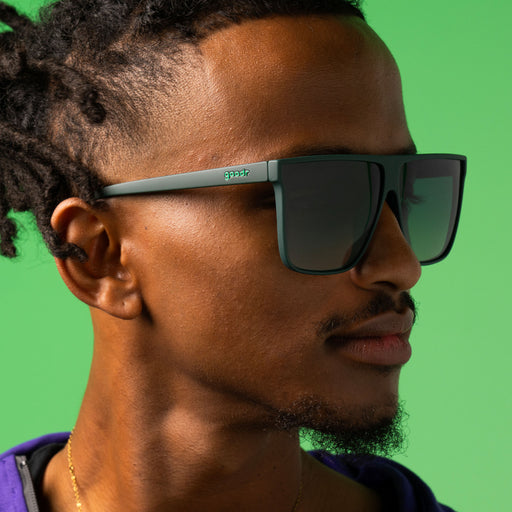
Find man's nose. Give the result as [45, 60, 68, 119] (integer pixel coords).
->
[349, 202, 422, 292]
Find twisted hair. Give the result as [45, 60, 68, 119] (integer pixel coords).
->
[0, 0, 364, 259]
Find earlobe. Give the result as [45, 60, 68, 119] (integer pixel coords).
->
[51, 198, 142, 320]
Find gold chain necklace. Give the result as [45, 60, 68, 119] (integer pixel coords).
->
[67, 429, 82, 511]
[67, 429, 303, 512]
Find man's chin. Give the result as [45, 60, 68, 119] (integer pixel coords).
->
[274, 397, 408, 458]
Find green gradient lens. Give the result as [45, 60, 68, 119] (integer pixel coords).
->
[278, 160, 381, 272]
[401, 159, 463, 263]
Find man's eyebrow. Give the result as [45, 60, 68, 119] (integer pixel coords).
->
[280, 143, 418, 158]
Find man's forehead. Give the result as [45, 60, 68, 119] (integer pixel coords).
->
[109, 14, 410, 182]
[199, 15, 383, 64]
[197, 15, 393, 90]
[187, 16, 408, 158]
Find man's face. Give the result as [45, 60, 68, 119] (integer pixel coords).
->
[106, 15, 421, 449]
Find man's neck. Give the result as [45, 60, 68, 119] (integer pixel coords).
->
[40, 337, 306, 511]
[39, 324, 381, 512]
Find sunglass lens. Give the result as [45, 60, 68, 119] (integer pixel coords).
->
[278, 160, 381, 272]
[401, 159, 463, 263]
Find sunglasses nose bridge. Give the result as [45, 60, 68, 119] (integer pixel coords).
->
[381, 189, 407, 250]
[380, 159, 403, 221]
[384, 190, 401, 223]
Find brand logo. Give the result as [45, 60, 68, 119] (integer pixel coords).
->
[224, 169, 250, 181]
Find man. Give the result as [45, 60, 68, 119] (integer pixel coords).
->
[0, 0, 464, 510]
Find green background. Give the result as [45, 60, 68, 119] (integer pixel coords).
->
[1, 1, 510, 510]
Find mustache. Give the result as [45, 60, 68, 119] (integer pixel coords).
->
[316, 291, 417, 339]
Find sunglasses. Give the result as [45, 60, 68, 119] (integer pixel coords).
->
[99, 154, 466, 275]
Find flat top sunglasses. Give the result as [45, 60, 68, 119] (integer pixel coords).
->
[99, 154, 467, 275]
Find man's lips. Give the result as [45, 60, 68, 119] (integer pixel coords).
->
[325, 310, 414, 366]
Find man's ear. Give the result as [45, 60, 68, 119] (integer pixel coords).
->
[51, 198, 142, 320]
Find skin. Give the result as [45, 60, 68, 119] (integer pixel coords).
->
[42, 14, 421, 512]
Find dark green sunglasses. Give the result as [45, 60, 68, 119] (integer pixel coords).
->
[99, 154, 466, 275]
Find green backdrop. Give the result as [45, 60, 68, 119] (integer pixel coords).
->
[1, 1, 510, 511]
